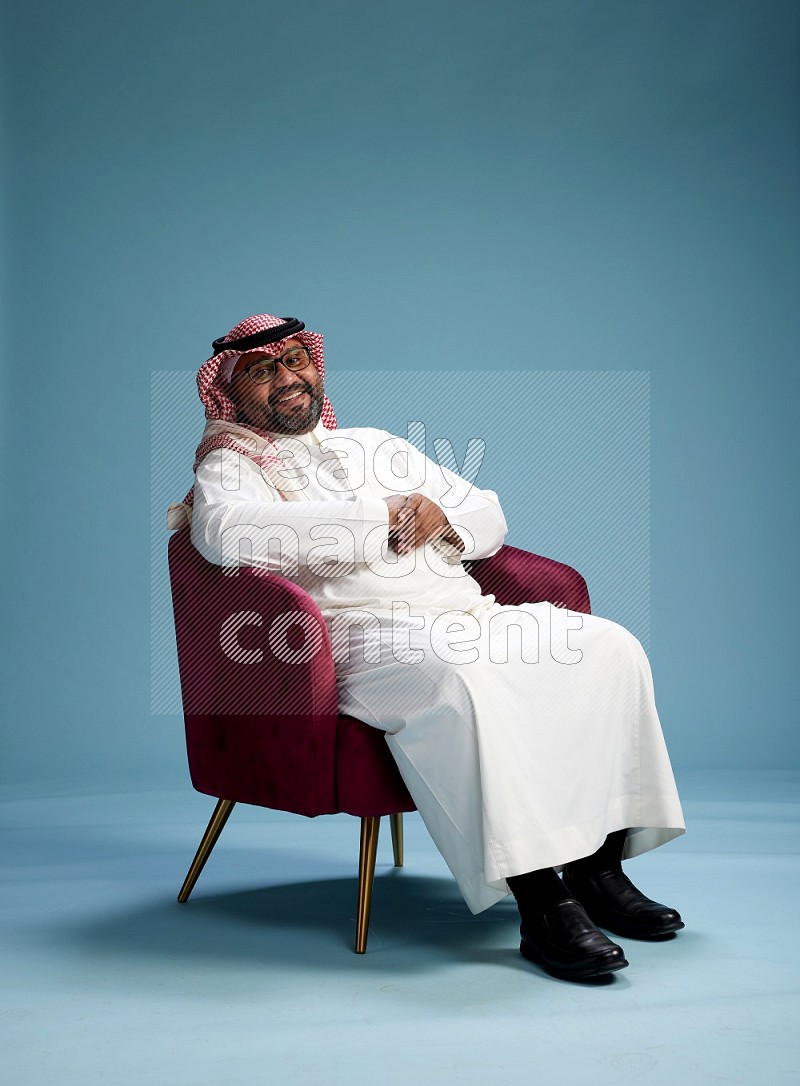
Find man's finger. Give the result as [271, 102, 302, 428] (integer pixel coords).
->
[397, 508, 420, 553]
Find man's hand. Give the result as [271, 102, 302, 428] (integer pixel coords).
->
[393, 493, 465, 555]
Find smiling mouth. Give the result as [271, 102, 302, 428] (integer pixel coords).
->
[273, 389, 309, 407]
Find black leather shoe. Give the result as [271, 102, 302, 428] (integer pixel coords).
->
[562, 866, 684, 939]
[519, 898, 629, 980]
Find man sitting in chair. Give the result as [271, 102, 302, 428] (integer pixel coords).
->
[169, 311, 686, 982]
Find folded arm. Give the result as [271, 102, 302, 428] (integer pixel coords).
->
[381, 432, 509, 562]
[191, 448, 391, 572]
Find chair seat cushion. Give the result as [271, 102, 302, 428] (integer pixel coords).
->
[335, 715, 416, 817]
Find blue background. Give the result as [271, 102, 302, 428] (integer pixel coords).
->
[3, 0, 798, 786]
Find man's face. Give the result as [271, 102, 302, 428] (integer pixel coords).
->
[227, 337, 325, 434]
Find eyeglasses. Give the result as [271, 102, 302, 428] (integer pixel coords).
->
[235, 346, 312, 385]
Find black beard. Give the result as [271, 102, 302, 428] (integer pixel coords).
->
[257, 384, 325, 434]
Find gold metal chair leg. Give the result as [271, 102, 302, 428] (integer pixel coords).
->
[177, 798, 236, 903]
[355, 815, 381, 953]
[389, 812, 404, 867]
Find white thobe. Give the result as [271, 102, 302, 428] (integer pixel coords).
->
[188, 418, 685, 914]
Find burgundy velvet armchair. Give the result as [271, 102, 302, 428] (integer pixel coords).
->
[168, 526, 591, 952]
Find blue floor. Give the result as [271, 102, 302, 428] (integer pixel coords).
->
[2, 769, 798, 1085]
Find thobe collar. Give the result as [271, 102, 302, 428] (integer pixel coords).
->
[266, 416, 350, 502]
[268, 417, 330, 449]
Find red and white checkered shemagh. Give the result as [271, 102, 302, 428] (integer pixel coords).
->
[196, 312, 336, 429]
[172, 313, 338, 521]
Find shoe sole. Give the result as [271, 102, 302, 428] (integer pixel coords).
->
[590, 916, 685, 940]
[520, 938, 629, 981]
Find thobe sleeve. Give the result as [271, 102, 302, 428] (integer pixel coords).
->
[190, 447, 390, 571]
[381, 432, 509, 562]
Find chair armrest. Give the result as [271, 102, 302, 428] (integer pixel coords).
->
[168, 528, 339, 814]
[468, 544, 591, 613]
